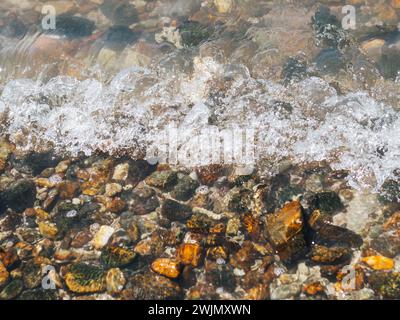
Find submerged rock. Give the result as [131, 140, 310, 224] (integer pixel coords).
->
[0, 279, 23, 300]
[65, 264, 106, 294]
[161, 199, 192, 222]
[123, 272, 182, 300]
[44, 14, 95, 38]
[308, 191, 344, 215]
[178, 21, 213, 48]
[265, 201, 307, 263]
[308, 210, 363, 248]
[1, 179, 36, 213]
[171, 176, 199, 201]
[100, 245, 136, 268]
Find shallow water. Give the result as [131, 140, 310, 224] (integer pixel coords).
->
[0, 0, 399, 192]
[0, 0, 400, 301]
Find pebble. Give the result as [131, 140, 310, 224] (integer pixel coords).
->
[112, 163, 129, 181]
[362, 255, 394, 271]
[106, 268, 126, 294]
[38, 221, 58, 239]
[105, 183, 122, 197]
[92, 225, 115, 250]
[151, 258, 181, 279]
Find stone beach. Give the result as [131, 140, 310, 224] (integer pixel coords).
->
[0, 0, 399, 300]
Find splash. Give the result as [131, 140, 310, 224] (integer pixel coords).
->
[0, 56, 399, 191]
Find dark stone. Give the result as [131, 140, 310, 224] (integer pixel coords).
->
[316, 48, 345, 74]
[368, 271, 400, 299]
[226, 188, 253, 213]
[11, 151, 59, 175]
[22, 261, 42, 289]
[1, 179, 36, 213]
[128, 160, 157, 185]
[311, 222, 363, 248]
[54, 202, 87, 237]
[282, 57, 308, 85]
[308, 191, 344, 214]
[122, 185, 159, 215]
[104, 25, 141, 50]
[0, 18, 27, 38]
[179, 21, 213, 47]
[370, 231, 400, 258]
[45, 15, 95, 38]
[161, 199, 192, 221]
[124, 272, 182, 300]
[171, 176, 199, 201]
[205, 261, 236, 291]
[100, 0, 139, 25]
[379, 179, 400, 203]
[0, 279, 23, 300]
[18, 288, 57, 300]
[312, 7, 349, 49]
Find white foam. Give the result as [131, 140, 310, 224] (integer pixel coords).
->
[0, 57, 399, 191]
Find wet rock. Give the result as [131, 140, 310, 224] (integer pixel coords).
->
[308, 191, 344, 215]
[18, 288, 57, 300]
[100, 0, 139, 25]
[45, 14, 95, 38]
[226, 217, 241, 236]
[362, 255, 394, 271]
[171, 175, 199, 201]
[229, 241, 259, 272]
[100, 245, 136, 268]
[71, 230, 92, 248]
[22, 261, 41, 289]
[145, 170, 177, 190]
[177, 243, 202, 268]
[1, 179, 36, 213]
[307, 209, 362, 249]
[124, 272, 182, 300]
[65, 264, 106, 294]
[104, 25, 140, 50]
[309, 245, 351, 265]
[151, 258, 181, 279]
[178, 21, 213, 48]
[0, 261, 9, 287]
[312, 6, 349, 49]
[122, 184, 159, 215]
[55, 160, 69, 174]
[316, 48, 345, 74]
[205, 261, 236, 291]
[57, 181, 79, 200]
[106, 268, 125, 295]
[196, 165, 224, 186]
[161, 199, 192, 222]
[105, 183, 122, 197]
[282, 57, 308, 85]
[186, 213, 213, 234]
[38, 221, 58, 240]
[16, 151, 59, 175]
[112, 163, 129, 181]
[92, 225, 114, 250]
[225, 187, 252, 213]
[0, 279, 23, 300]
[379, 178, 400, 203]
[369, 271, 400, 299]
[265, 201, 307, 263]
